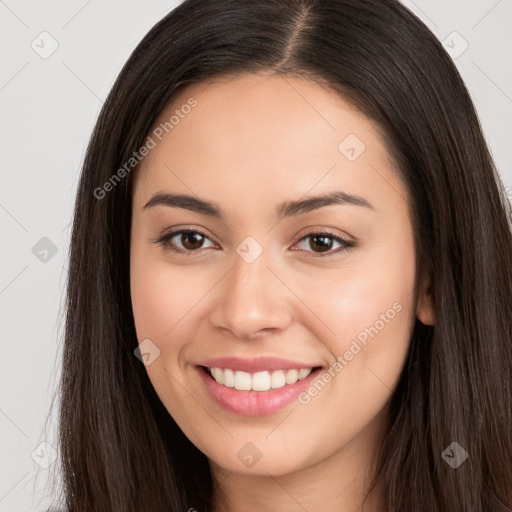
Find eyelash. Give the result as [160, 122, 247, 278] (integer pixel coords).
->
[152, 228, 355, 258]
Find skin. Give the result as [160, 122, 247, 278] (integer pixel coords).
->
[130, 72, 435, 512]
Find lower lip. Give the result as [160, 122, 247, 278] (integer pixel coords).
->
[196, 366, 322, 416]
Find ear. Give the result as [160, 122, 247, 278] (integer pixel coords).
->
[416, 269, 436, 326]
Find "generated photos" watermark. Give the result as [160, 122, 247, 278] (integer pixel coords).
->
[298, 301, 403, 405]
[94, 96, 198, 200]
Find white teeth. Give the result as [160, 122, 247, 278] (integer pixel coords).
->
[212, 367, 224, 384]
[207, 367, 313, 391]
[285, 369, 298, 384]
[271, 370, 286, 389]
[223, 368, 235, 387]
[252, 371, 271, 391]
[298, 368, 312, 379]
[234, 371, 252, 390]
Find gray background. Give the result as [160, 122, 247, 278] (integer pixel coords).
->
[1, 1, 511, 510]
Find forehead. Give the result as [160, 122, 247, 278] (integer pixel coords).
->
[132, 73, 406, 216]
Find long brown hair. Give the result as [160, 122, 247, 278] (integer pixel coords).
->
[54, 0, 512, 510]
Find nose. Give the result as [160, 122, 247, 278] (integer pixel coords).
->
[209, 247, 293, 340]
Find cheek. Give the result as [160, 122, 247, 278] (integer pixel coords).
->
[296, 236, 417, 380]
[332, 268, 415, 356]
[130, 266, 176, 341]
[129, 254, 200, 409]
[129, 242, 193, 343]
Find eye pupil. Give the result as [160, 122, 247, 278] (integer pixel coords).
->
[182, 231, 204, 250]
[309, 234, 333, 252]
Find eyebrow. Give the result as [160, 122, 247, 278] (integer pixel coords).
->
[142, 190, 374, 219]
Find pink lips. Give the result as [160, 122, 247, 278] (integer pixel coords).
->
[195, 357, 323, 416]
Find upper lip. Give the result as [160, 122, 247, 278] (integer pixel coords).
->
[196, 356, 323, 373]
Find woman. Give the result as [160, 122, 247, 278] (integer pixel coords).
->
[55, 0, 512, 510]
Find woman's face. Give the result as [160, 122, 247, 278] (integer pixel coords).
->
[130, 73, 434, 477]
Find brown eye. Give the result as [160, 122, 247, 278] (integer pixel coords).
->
[155, 229, 216, 254]
[179, 231, 206, 250]
[294, 232, 354, 257]
[308, 234, 334, 252]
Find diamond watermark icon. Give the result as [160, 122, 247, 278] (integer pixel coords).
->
[134, 338, 161, 366]
[31, 441, 58, 469]
[441, 441, 468, 468]
[237, 442, 263, 468]
[31, 31, 59, 59]
[442, 31, 469, 60]
[32, 237, 58, 263]
[338, 134, 366, 162]
[236, 236, 263, 264]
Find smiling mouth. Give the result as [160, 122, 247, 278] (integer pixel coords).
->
[199, 365, 323, 392]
